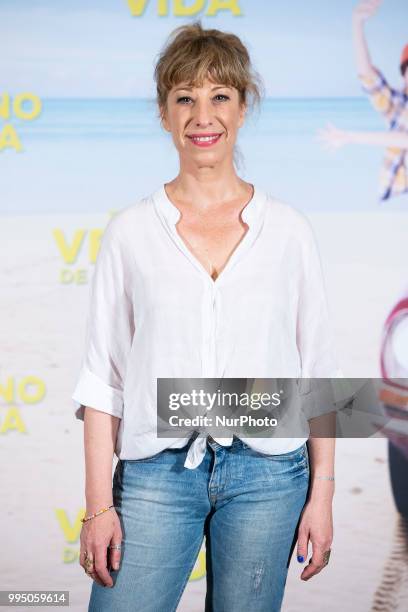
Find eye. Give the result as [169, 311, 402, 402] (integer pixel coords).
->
[176, 94, 230, 104]
[176, 96, 192, 104]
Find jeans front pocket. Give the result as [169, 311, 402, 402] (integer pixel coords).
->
[125, 450, 166, 464]
[239, 443, 309, 486]
[246, 442, 306, 461]
[265, 444, 308, 471]
[244, 443, 309, 478]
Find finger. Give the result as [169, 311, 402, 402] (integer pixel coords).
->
[369, 0, 382, 12]
[301, 558, 321, 581]
[81, 551, 106, 587]
[365, 0, 377, 9]
[79, 549, 86, 568]
[311, 546, 325, 570]
[367, 0, 378, 15]
[301, 545, 326, 580]
[109, 541, 122, 571]
[296, 528, 309, 564]
[87, 569, 106, 588]
[81, 549, 95, 571]
[94, 545, 114, 587]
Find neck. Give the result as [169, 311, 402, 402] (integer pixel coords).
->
[166, 173, 251, 208]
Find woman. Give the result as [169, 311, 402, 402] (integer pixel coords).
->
[72, 21, 339, 612]
[319, 0, 408, 202]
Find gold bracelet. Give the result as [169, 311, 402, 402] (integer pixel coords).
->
[315, 475, 335, 481]
[81, 504, 114, 523]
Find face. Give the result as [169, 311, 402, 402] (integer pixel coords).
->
[160, 76, 246, 167]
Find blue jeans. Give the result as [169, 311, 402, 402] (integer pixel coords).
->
[88, 435, 310, 612]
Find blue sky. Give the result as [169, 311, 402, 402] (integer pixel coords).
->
[1, 0, 407, 98]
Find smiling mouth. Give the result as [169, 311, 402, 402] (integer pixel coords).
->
[186, 133, 223, 147]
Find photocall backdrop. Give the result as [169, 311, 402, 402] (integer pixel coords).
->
[1, 1, 408, 610]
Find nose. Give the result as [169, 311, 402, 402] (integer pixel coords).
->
[193, 98, 213, 127]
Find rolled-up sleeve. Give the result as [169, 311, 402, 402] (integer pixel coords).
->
[72, 216, 134, 421]
[296, 216, 342, 381]
[358, 67, 397, 124]
[295, 217, 344, 421]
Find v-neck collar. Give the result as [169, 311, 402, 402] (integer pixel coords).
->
[153, 183, 267, 287]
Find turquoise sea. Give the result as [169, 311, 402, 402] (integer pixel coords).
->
[1, 97, 408, 215]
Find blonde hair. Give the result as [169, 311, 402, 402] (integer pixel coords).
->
[153, 19, 264, 119]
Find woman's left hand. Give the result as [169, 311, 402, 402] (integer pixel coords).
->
[296, 496, 333, 581]
[317, 122, 350, 149]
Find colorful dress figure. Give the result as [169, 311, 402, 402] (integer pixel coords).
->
[359, 47, 408, 201]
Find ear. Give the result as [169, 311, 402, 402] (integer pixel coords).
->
[238, 102, 247, 128]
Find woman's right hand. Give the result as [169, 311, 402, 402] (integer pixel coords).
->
[353, 0, 383, 24]
[79, 507, 123, 588]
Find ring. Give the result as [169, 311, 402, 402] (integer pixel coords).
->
[84, 554, 94, 573]
[323, 549, 331, 566]
[109, 544, 122, 550]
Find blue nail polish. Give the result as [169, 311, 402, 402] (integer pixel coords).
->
[297, 555, 304, 563]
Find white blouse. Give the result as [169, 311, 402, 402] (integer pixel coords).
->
[72, 184, 342, 469]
